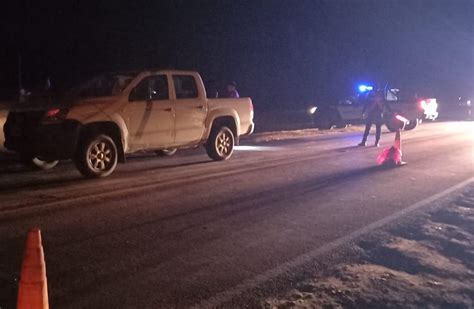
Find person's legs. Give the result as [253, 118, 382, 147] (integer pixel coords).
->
[375, 122, 382, 146]
[359, 118, 373, 146]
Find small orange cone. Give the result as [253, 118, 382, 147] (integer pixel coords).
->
[17, 228, 49, 309]
[394, 128, 406, 165]
[376, 129, 404, 166]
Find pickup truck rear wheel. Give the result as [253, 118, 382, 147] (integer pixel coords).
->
[75, 134, 118, 178]
[206, 126, 234, 161]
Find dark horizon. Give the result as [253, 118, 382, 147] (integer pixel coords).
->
[1, 0, 472, 109]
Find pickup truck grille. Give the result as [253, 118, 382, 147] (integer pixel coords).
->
[4, 111, 45, 141]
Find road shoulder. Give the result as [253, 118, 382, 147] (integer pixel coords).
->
[264, 183, 474, 308]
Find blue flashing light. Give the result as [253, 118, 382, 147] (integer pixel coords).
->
[358, 85, 373, 93]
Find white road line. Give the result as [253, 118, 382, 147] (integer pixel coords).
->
[196, 177, 474, 308]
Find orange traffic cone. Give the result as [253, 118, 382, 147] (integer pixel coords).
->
[17, 228, 49, 309]
[376, 129, 404, 166]
[393, 128, 406, 165]
[394, 129, 402, 153]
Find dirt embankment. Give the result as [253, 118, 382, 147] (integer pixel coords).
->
[265, 184, 474, 308]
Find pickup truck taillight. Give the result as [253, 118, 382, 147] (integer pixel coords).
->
[419, 100, 427, 110]
[419, 98, 437, 111]
[42, 108, 69, 124]
[419, 98, 439, 120]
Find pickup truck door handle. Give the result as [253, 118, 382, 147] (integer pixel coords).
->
[196, 105, 205, 109]
[163, 107, 172, 112]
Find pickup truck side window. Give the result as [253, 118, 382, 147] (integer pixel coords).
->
[173, 75, 198, 99]
[130, 75, 169, 101]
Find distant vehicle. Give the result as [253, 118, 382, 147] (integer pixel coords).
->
[3, 70, 255, 177]
[313, 86, 439, 132]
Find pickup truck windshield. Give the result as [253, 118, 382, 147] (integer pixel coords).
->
[75, 74, 137, 98]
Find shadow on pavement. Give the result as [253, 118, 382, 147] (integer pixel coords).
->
[0, 154, 211, 192]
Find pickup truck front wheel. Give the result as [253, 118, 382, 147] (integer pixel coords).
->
[31, 157, 59, 170]
[385, 122, 399, 132]
[75, 134, 118, 178]
[206, 126, 234, 161]
[155, 148, 178, 156]
[20, 154, 59, 170]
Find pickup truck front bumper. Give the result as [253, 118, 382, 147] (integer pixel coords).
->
[4, 119, 81, 161]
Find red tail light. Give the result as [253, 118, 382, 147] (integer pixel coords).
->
[42, 108, 68, 123]
[46, 108, 61, 117]
[419, 100, 427, 110]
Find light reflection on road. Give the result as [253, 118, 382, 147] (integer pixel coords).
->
[234, 145, 283, 152]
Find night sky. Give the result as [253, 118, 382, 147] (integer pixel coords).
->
[1, 0, 472, 109]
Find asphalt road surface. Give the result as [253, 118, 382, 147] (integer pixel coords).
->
[0, 121, 472, 308]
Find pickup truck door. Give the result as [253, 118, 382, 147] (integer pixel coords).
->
[386, 101, 421, 121]
[126, 75, 175, 150]
[337, 100, 364, 122]
[171, 75, 207, 145]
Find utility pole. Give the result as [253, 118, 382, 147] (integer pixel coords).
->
[18, 53, 27, 103]
[18, 53, 23, 91]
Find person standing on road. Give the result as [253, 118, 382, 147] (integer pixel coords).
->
[358, 90, 387, 147]
[224, 81, 240, 98]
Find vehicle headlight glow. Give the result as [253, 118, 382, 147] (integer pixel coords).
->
[308, 106, 317, 114]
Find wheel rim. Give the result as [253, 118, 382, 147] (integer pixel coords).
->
[32, 157, 58, 167]
[215, 130, 233, 157]
[163, 148, 177, 155]
[87, 139, 115, 172]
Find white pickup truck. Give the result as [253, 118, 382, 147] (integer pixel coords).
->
[3, 70, 254, 177]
